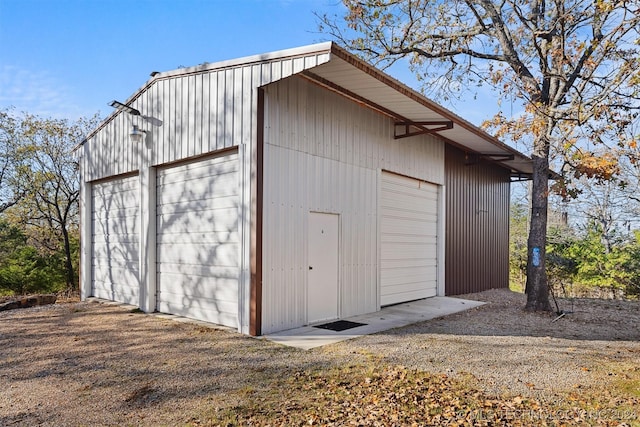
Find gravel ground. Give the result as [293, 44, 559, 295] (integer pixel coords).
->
[331, 289, 640, 400]
[1, 289, 639, 426]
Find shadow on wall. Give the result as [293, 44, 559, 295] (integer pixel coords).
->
[92, 174, 140, 306]
[154, 149, 241, 327]
[94, 89, 252, 328]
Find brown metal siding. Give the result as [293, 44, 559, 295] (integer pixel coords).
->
[445, 145, 510, 295]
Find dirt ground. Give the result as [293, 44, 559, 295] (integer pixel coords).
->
[0, 289, 639, 426]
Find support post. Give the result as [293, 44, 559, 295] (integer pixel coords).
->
[139, 133, 157, 312]
[79, 159, 92, 301]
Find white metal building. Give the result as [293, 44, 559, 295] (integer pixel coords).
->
[78, 42, 531, 335]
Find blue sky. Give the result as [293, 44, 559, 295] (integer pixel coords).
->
[0, 0, 497, 124]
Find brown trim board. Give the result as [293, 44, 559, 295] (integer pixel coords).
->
[250, 88, 264, 336]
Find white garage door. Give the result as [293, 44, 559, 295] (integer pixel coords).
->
[156, 152, 240, 328]
[380, 172, 438, 306]
[91, 175, 140, 305]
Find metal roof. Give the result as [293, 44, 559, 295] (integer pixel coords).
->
[81, 42, 532, 177]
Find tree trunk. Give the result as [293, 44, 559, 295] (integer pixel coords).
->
[525, 137, 553, 312]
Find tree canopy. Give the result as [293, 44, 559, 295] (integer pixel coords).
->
[320, 0, 640, 310]
[0, 110, 98, 294]
[0, 110, 26, 213]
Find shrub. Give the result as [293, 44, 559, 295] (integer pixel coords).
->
[0, 220, 66, 295]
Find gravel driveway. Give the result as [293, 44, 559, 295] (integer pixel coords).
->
[1, 289, 639, 426]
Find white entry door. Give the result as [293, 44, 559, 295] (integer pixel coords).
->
[308, 212, 339, 323]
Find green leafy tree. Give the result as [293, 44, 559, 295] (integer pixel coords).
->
[547, 224, 640, 299]
[567, 226, 632, 298]
[8, 113, 98, 292]
[320, 0, 640, 311]
[620, 232, 640, 297]
[546, 223, 578, 302]
[0, 109, 26, 213]
[509, 201, 529, 291]
[0, 219, 65, 295]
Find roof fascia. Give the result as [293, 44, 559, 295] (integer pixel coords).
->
[155, 42, 334, 81]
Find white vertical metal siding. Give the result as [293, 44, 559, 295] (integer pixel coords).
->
[91, 175, 140, 305]
[264, 76, 444, 184]
[262, 145, 378, 333]
[82, 115, 141, 183]
[81, 52, 332, 183]
[156, 152, 240, 327]
[260, 77, 444, 334]
[81, 48, 332, 334]
[380, 172, 438, 305]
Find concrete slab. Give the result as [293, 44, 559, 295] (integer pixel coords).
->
[263, 296, 485, 350]
[87, 296, 484, 350]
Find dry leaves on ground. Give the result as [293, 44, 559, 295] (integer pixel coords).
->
[211, 363, 638, 426]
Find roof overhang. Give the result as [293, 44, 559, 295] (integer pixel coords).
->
[304, 44, 533, 178]
[78, 42, 533, 179]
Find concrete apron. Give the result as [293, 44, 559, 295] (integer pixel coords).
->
[262, 296, 485, 350]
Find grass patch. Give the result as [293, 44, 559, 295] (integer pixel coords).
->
[564, 359, 640, 418]
[608, 362, 640, 400]
[509, 280, 525, 293]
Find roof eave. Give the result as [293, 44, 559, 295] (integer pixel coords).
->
[78, 42, 533, 177]
[327, 43, 532, 176]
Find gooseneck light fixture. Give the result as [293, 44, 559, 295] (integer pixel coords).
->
[129, 125, 147, 143]
[108, 100, 152, 143]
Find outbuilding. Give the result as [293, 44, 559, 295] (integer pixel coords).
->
[78, 42, 532, 335]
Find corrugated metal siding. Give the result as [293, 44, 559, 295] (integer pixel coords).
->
[261, 77, 444, 334]
[81, 52, 331, 182]
[445, 145, 510, 295]
[82, 114, 141, 182]
[262, 145, 378, 333]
